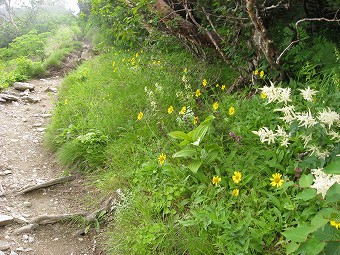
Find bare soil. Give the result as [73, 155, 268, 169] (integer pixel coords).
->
[0, 78, 108, 255]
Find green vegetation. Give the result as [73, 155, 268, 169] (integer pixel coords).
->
[2, 0, 339, 254]
[45, 41, 339, 254]
[0, 24, 81, 89]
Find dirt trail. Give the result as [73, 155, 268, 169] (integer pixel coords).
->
[0, 77, 106, 255]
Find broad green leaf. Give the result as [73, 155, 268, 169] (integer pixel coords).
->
[202, 149, 220, 164]
[172, 147, 197, 158]
[295, 188, 317, 201]
[168, 131, 192, 141]
[314, 224, 338, 242]
[283, 224, 313, 242]
[188, 159, 203, 173]
[325, 183, 340, 203]
[286, 242, 300, 254]
[192, 115, 214, 143]
[324, 241, 340, 255]
[311, 210, 329, 231]
[304, 237, 326, 255]
[299, 174, 314, 188]
[323, 159, 340, 174]
[242, 174, 254, 185]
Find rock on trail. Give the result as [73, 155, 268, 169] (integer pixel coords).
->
[0, 77, 106, 255]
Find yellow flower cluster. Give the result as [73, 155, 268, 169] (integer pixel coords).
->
[254, 69, 265, 78]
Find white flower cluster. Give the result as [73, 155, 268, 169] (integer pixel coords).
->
[145, 84, 163, 112]
[252, 125, 290, 147]
[259, 81, 291, 104]
[253, 82, 339, 153]
[310, 168, 340, 198]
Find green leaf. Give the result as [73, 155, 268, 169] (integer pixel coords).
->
[311, 210, 331, 231]
[324, 241, 340, 255]
[304, 237, 326, 255]
[286, 242, 300, 254]
[299, 174, 314, 188]
[168, 131, 192, 141]
[188, 159, 203, 173]
[172, 147, 197, 158]
[325, 183, 340, 203]
[295, 188, 317, 201]
[283, 224, 313, 242]
[314, 224, 338, 242]
[192, 115, 214, 143]
[323, 159, 340, 174]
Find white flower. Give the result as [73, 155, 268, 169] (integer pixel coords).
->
[299, 86, 318, 102]
[318, 108, 339, 129]
[252, 127, 276, 144]
[325, 130, 340, 142]
[300, 134, 312, 148]
[278, 87, 291, 104]
[295, 110, 317, 128]
[279, 114, 295, 124]
[310, 168, 340, 198]
[259, 82, 280, 104]
[307, 145, 329, 160]
[280, 137, 290, 147]
[274, 105, 295, 116]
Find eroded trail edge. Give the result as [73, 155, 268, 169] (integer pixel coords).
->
[0, 78, 107, 255]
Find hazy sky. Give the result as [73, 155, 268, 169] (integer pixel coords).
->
[64, 0, 79, 13]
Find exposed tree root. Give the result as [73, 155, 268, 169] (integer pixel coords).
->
[12, 197, 115, 235]
[17, 175, 77, 195]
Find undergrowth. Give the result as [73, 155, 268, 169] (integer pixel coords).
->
[46, 40, 339, 254]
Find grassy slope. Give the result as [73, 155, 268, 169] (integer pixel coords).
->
[45, 44, 339, 254]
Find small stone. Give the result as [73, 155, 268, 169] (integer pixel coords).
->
[0, 214, 14, 226]
[12, 212, 28, 224]
[28, 236, 34, 243]
[40, 114, 52, 118]
[0, 242, 11, 251]
[23, 202, 32, 208]
[0, 98, 6, 103]
[22, 96, 40, 103]
[44, 87, 58, 93]
[36, 128, 45, 132]
[10, 251, 19, 255]
[0, 251, 5, 255]
[13, 82, 35, 92]
[0, 94, 19, 102]
[32, 123, 43, 127]
[0, 170, 12, 176]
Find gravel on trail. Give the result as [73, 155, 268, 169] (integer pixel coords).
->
[0, 77, 106, 255]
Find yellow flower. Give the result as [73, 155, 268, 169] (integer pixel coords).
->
[64, 99, 68, 105]
[180, 106, 186, 115]
[202, 79, 207, 87]
[260, 92, 267, 99]
[168, 105, 174, 114]
[260, 70, 265, 78]
[193, 116, 198, 125]
[213, 102, 219, 111]
[212, 176, 221, 186]
[159, 153, 166, 166]
[228, 106, 235, 115]
[183, 67, 188, 73]
[254, 69, 259, 75]
[221, 85, 226, 90]
[232, 171, 242, 184]
[232, 189, 239, 196]
[195, 89, 201, 97]
[135, 53, 139, 58]
[216, 83, 219, 87]
[137, 111, 143, 120]
[113, 67, 117, 72]
[112, 61, 115, 67]
[270, 173, 284, 188]
[330, 220, 340, 230]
